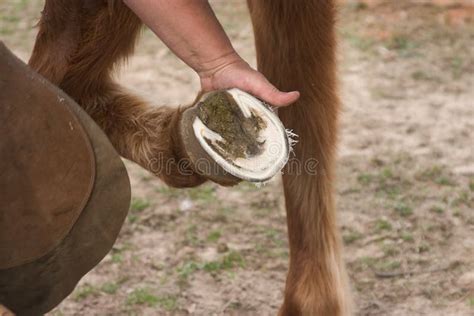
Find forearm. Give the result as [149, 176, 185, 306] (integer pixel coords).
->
[124, 0, 300, 106]
[124, 0, 240, 75]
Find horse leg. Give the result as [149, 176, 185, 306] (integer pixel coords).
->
[248, 1, 353, 314]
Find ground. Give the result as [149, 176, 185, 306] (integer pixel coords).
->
[1, 1, 473, 315]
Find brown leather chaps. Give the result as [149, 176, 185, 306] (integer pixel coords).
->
[0, 42, 131, 315]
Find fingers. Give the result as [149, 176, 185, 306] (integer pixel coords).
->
[258, 87, 300, 107]
[201, 61, 300, 107]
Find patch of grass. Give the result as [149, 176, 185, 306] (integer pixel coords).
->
[417, 165, 454, 186]
[342, 30, 374, 52]
[213, 206, 236, 223]
[251, 196, 278, 210]
[177, 261, 201, 281]
[264, 228, 285, 247]
[357, 173, 373, 185]
[376, 260, 401, 271]
[343, 231, 363, 244]
[387, 34, 417, 56]
[380, 186, 402, 200]
[275, 249, 289, 259]
[5, 0, 28, 12]
[400, 232, 414, 242]
[228, 301, 243, 310]
[358, 256, 377, 267]
[202, 261, 221, 272]
[111, 253, 123, 263]
[0, 27, 14, 35]
[128, 197, 150, 223]
[430, 205, 444, 214]
[254, 242, 287, 259]
[254, 206, 273, 216]
[381, 167, 394, 179]
[411, 70, 436, 81]
[374, 167, 409, 200]
[156, 186, 182, 198]
[188, 185, 216, 202]
[375, 219, 392, 231]
[382, 244, 399, 257]
[159, 275, 169, 285]
[3, 15, 19, 23]
[140, 173, 154, 182]
[176, 251, 245, 280]
[394, 202, 413, 217]
[468, 297, 474, 307]
[127, 288, 159, 307]
[357, 173, 374, 185]
[157, 295, 178, 311]
[435, 176, 455, 186]
[221, 251, 245, 269]
[388, 34, 410, 50]
[452, 191, 471, 207]
[74, 284, 99, 301]
[357, 166, 409, 201]
[451, 57, 464, 79]
[207, 230, 222, 242]
[418, 165, 442, 180]
[218, 206, 235, 214]
[185, 224, 199, 246]
[130, 197, 150, 212]
[110, 245, 131, 263]
[203, 251, 245, 272]
[128, 214, 138, 223]
[426, 224, 440, 232]
[370, 87, 406, 100]
[101, 282, 120, 295]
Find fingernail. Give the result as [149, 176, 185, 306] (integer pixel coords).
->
[285, 91, 299, 99]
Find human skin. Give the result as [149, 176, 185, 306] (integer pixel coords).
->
[123, 0, 300, 107]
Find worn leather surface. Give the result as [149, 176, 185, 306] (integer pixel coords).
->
[0, 42, 95, 269]
[0, 43, 131, 314]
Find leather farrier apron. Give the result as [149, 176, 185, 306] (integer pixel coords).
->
[0, 42, 131, 315]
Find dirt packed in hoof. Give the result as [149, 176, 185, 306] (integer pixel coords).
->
[198, 90, 266, 161]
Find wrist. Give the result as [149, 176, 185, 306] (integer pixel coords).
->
[196, 51, 244, 80]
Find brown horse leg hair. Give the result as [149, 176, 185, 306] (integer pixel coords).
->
[29, 0, 205, 188]
[248, 1, 353, 315]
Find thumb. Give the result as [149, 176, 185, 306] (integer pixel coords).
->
[245, 75, 300, 107]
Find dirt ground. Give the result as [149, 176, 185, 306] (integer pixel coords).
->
[1, 1, 473, 315]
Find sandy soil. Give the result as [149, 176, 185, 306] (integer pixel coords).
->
[1, 1, 473, 315]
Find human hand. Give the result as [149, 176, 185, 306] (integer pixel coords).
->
[198, 53, 300, 107]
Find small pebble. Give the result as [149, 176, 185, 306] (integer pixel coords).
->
[179, 198, 194, 212]
[217, 243, 229, 253]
